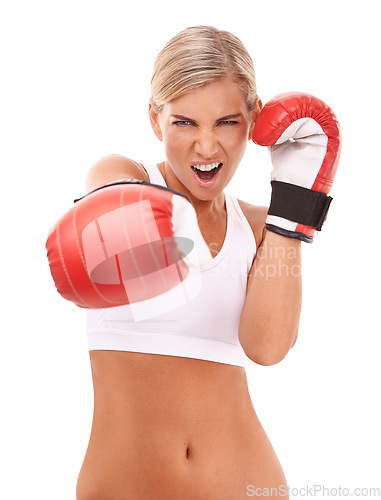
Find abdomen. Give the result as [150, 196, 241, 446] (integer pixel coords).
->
[76, 351, 288, 499]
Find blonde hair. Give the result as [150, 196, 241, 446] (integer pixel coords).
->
[151, 26, 258, 113]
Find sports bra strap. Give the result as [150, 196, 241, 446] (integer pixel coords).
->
[141, 162, 167, 187]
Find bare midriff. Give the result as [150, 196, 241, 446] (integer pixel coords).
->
[76, 350, 288, 499]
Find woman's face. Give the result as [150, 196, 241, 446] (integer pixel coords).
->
[149, 78, 259, 201]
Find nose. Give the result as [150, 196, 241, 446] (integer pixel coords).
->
[194, 130, 219, 159]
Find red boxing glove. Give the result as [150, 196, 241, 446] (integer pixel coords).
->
[46, 180, 212, 308]
[252, 92, 342, 242]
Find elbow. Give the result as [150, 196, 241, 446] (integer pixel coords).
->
[241, 331, 298, 367]
[245, 348, 289, 366]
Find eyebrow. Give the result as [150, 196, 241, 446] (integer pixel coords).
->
[170, 113, 242, 122]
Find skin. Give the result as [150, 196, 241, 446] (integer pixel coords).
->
[148, 79, 301, 364]
[78, 78, 301, 499]
[148, 78, 258, 216]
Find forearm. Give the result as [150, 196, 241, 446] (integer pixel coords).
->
[239, 230, 302, 365]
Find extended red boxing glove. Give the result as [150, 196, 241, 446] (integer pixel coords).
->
[252, 92, 342, 242]
[46, 180, 212, 309]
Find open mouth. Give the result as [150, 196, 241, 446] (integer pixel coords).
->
[191, 162, 223, 182]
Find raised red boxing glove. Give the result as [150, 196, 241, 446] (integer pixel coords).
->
[46, 179, 212, 308]
[252, 92, 342, 242]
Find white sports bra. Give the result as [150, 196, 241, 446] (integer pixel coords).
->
[86, 163, 257, 367]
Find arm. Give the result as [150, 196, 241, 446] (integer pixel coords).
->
[85, 154, 148, 192]
[239, 228, 302, 366]
[239, 92, 341, 366]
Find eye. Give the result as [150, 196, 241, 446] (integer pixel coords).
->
[173, 120, 195, 127]
[218, 120, 239, 126]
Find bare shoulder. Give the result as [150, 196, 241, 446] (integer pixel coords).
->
[237, 199, 268, 248]
[85, 154, 149, 192]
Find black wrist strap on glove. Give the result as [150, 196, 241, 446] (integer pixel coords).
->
[268, 181, 333, 231]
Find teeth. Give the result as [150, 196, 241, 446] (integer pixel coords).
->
[192, 162, 220, 171]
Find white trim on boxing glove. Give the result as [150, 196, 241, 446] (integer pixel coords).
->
[171, 195, 213, 271]
[266, 215, 298, 233]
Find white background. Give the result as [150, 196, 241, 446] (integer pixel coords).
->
[1, 0, 380, 498]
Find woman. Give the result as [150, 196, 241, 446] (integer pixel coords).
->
[73, 25, 333, 499]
